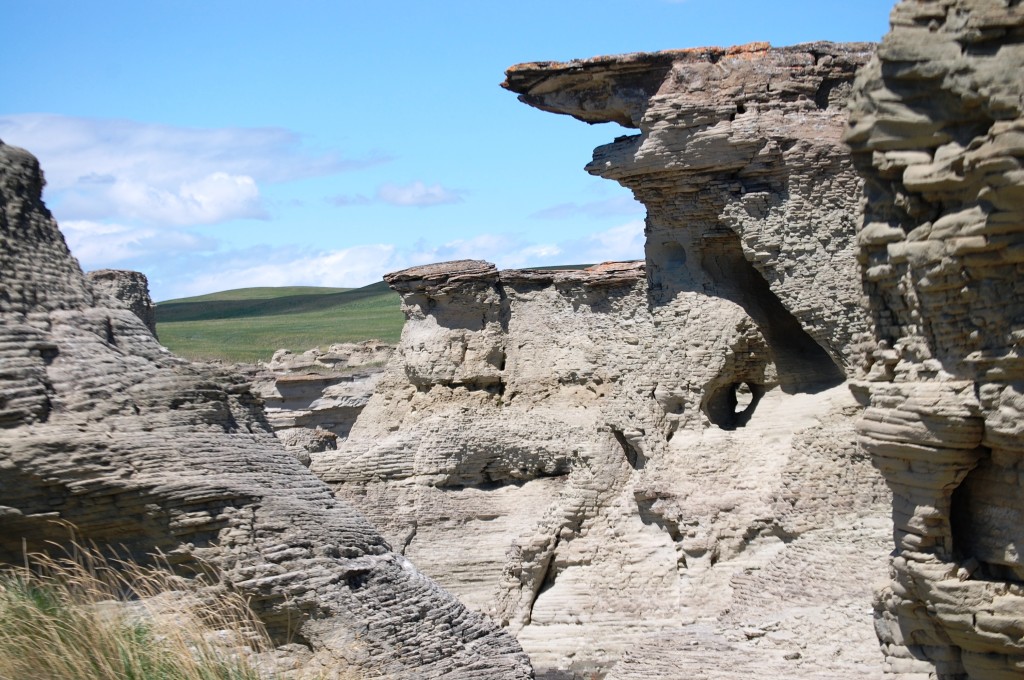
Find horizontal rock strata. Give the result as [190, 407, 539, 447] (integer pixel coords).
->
[317, 42, 894, 676]
[845, 1, 1024, 677]
[250, 342, 395, 465]
[0, 141, 532, 679]
[505, 41, 875, 378]
[86, 268, 158, 338]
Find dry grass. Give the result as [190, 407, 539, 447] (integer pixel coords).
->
[0, 545, 276, 680]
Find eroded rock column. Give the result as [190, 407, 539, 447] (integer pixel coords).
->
[86, 268, 158, 337]
[845, 1, 1024, 677]
[321, 43, 894, 679]
[505, 42, 874, 389]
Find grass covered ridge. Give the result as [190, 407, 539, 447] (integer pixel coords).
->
[156, 281, 404, 363]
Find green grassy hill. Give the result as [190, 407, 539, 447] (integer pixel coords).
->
[156, 281, 404, 363]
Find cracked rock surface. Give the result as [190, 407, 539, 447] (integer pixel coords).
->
[249, 342, 395, 466]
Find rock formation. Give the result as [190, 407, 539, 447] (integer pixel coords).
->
[0, 141, 532, 679]
[314, 42, 894, 679]
[86, 268, 158, 338]
[845, 1, 1024, 678]
[264, 342, 395, 374]
[250, 342, 394, 465]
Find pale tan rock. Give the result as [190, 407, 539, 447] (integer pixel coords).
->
[250, 344, 393, 465]
[845, 1, 1024, 677]
[0, 141, 532, 679]
[314, 41, 895, 678]
[86, 269, 158, 337]
[265, 341, 394, 373]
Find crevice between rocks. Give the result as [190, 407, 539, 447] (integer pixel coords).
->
[699, 229, 846, 393]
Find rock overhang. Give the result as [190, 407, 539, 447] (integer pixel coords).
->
[503, 41, 876, 129]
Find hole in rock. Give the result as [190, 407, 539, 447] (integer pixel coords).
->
[103, 318, 116, 345]
[704, 382, 765, 430]
[950, 464, 1024, 584]
[345, 570, 370, 590]
[814, 78, 845, 110]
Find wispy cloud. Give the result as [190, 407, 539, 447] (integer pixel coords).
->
[327, 193, 373, 207]
[145, 220, 646, 302]
[164, 244, 409, 299]
[62, 220, 216, 270]
[329, 180, 464, 208]
[60, 172, 266, 226]
[563, 219, 646, 263]
[0, 113, 388, 226]
[530, 195, 642, 220]
[378, 181, 463, 207]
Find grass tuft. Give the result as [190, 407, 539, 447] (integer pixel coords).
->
[0, 545, 277, 680]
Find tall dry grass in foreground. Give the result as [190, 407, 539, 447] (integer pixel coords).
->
[0, 545, 275, 680]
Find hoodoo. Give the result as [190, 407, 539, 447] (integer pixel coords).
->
[845, 1, 1024, 677]
[315, 42, 894, 678]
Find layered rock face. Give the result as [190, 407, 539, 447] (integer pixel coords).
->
[86, 268, 158, 337]
[845, 2, 1024, 678]
[316, 42, 894, 679]
[506, 42, 873, 378]
[0, 141, 532, 679]
[250, 342, 394, 465]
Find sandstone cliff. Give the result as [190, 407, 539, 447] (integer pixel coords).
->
[0, 141, 532, 679]
[314, 42, 894, 679]
[845, 1, 1024, 678]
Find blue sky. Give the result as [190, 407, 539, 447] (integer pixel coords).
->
[2, 0, 895, 301]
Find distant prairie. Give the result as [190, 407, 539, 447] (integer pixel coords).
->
[156, 282, 403, 363]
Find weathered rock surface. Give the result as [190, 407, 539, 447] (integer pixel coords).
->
[86, 268, 158, 338]
[506, 41, 874, 376]
[0, 141, 532, 679]
[845, 1, 1024, 677]
[315, 41, 894, 679]
[250, 342, 394, 465]
[265, 342, 395, 374]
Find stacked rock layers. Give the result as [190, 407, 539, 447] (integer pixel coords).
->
[0, 141, 533, 679]
[318, 42, 893, 679]
[845, 1, 1024, 678]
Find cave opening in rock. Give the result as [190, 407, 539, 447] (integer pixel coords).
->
[703, 381, 765, 430]
[699, 229, 846, 393]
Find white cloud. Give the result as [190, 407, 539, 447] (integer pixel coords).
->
[61, 172, 265, 226]
[329, 181, 465, 209]
[0, 113, 386, 226]
[530, 195, 643, 220]
[377, 181, 463, 207]
[62, 220, 216, 270]
[561, 219, 646, 264]
[165, 244, 410, 299]
[145, 220, 646, 301]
